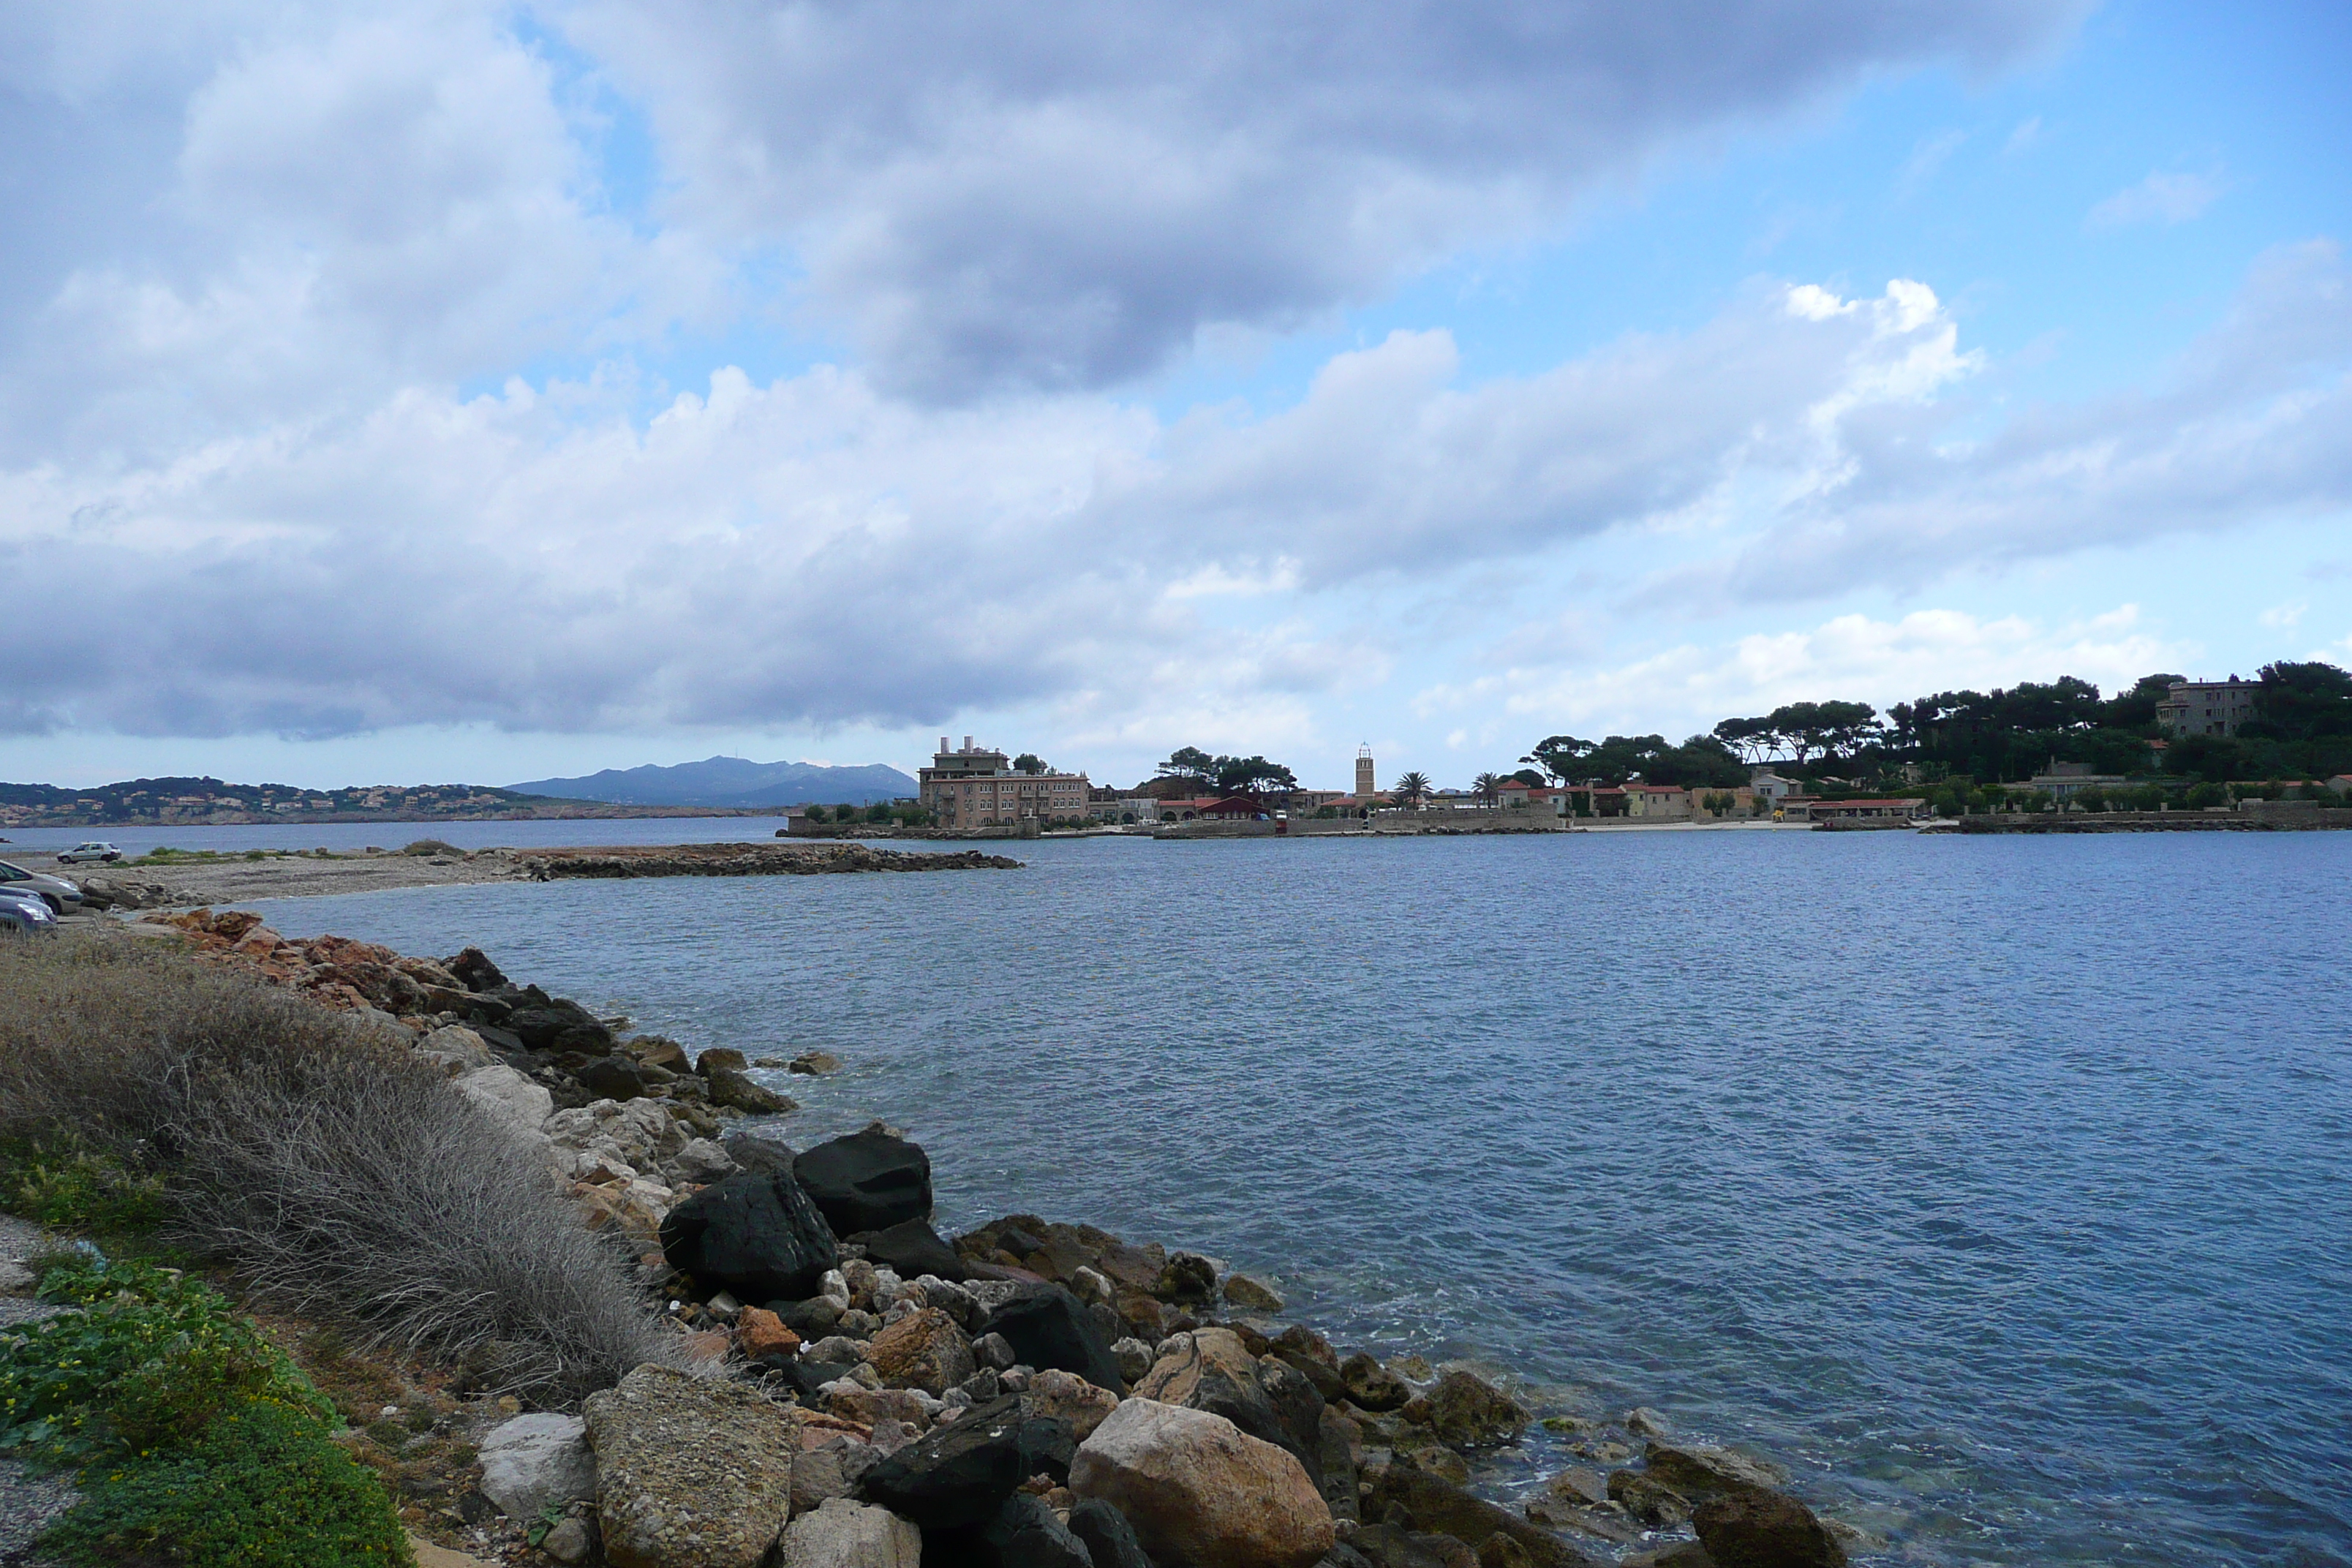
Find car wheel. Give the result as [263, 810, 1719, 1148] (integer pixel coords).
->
[41, 895, 61, 915]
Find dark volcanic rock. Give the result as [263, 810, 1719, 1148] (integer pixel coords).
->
[721, 1131, 797, 1175]
[795, 1126, 934, 1235]
[656, 1171, 837, 1303]
[772, 1297, 841, 1340]
[1341, 1352, 1413, 1412]
[1368, 1466, 1600, 1568]
[854, 1394, 1074, 1530]
[976, 1491, 1093, 1567]
[983, 1285, 1128, 1393]
[853, 1217, 968, 1281]
[1643, 1443, 1790, 1499]
[1153, 1251, 1217, 1303]
[1692, 1490, 1847, 1568]
[705, 1065, 794, 1114]
[577, 1055, 651, 1101]
[1257, 1354, 1330, 1466]
[1067, 1497, 1153, 1568]
[1351, 1525, 1470, 1568]
[445, 946, 508, 992]
[1403, 1369, 1529, 1447]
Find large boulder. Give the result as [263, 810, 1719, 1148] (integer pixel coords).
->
[864, 1306, 976, 1395]
[1022, 1368, 1122, 1443]
[795, 1127, 932, 1235]
[983, 1285, 1128, 1393]
[1365, 1466, 1599, 1568]
[1643, 1443, 1791, 1499]
[452, 1063, 553, 1141]
[776, 1497, 921, 1568]
[1693, 1491, 1847, 1568]
[657, 1171, 839, 1303]
[1135, 1328, 1297, 1463]
[855, 1393, 1075, 1531]
[1401, 1368, 1529, 1447]
[476, 1413, 593, 1520]
[1070, 1396, 1333, 1568]
[854, 1218, 967, 1281]
[583, 1363, 799, 1568]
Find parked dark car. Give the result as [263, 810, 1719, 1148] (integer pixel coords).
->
[0, 886, 59, 935]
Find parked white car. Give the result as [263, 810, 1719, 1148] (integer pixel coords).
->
[56, 842, 124, 864]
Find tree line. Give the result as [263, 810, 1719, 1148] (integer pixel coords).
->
[1515, 662, 2352, 790]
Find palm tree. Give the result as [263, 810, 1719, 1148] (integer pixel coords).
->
[1471, 771, 1504, 807]
[1392, 771, 1432, 808]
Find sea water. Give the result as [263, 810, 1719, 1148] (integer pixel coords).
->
[232, 829, 2350, 1567]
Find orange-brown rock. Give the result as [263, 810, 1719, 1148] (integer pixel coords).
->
[864, 1306, 975, 1395]
[736, 1306, 802, 1360]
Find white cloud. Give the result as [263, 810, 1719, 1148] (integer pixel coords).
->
[2086, 168, 2225, 231]
[1419, 604, 2187, 739]
[2004, 115, 2043, 154]
[1656, 241, 2352, 607]
[2259, 600, 2307, 629]
[9, 238, 2346, 745]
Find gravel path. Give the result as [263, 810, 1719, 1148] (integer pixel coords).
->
[0, 1214, 76, 1567]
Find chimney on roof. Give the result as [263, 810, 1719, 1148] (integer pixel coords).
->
[939, 736, 949, 753]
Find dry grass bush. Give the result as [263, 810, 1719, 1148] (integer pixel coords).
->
[0, 934, 676, 1402]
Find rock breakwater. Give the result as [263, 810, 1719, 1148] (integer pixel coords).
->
[515, 843, 1025, 879]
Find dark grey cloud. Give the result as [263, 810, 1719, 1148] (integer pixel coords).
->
[563, 0, 2089, 397]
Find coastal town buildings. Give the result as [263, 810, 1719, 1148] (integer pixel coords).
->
[2156, 678, 2261, 736]
[916, 737, 1090, 828]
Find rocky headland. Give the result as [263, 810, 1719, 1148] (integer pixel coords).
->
[106, 911, 1858, 1568]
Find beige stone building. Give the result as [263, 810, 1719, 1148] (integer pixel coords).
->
[2156, 678, 2261, 737]
[918, 737, 1090, 828]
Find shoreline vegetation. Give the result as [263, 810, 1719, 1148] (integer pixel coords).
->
[3, 918, 1863, 1568]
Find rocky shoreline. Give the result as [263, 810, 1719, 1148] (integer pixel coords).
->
[120, 912, 1858, 1568]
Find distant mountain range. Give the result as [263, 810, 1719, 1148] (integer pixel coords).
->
[506, 756, 918, 808]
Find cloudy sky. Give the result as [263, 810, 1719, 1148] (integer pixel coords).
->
[4, 1, 2348, 791]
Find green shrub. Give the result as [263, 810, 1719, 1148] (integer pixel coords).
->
[1, 1142, 167, 1232]
[42, 1399, 410, 1568]
[399, 840, 460, 857]
[0, 1259, 333, 1466]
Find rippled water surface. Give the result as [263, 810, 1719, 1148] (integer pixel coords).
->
[242, 830, 2352, 1567]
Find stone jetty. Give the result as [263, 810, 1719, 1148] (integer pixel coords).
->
[515, 843, 1025, 879]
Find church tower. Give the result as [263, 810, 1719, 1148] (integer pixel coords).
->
[1355, 744, 1376, 799]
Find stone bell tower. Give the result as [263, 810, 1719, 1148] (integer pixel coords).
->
[1355, 744, 1376, 799]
